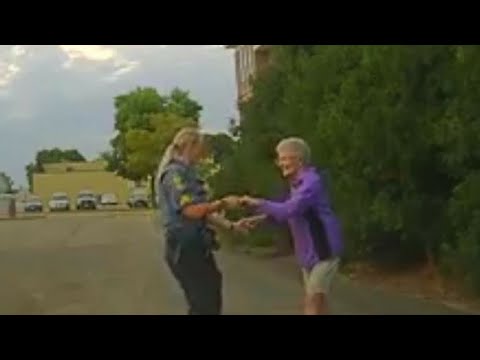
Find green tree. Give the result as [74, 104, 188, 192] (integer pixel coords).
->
[107, 86, 203, 204]
[110, 87, 168, 179]
[165, 88, 203, 121]
[203, 133, 236, 164]
[114, 87, 168, 133]
[433, 46, 480, 293]
[0, 172, 13, 193]
[34, 148, 85, 171]
[124, 113, 197, 204]
[213, 45, 480, 284]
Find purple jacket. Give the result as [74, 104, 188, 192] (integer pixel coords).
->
[257, 166, 344, 270]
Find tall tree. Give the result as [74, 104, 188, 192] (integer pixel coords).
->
[165, 87, 203, 121]
[203, 133, 236, 164]
[110, 87, 169, 179]
[114, 87, 168, 133]
[124, 113, 197, 204]
[107, 86, 203, 204]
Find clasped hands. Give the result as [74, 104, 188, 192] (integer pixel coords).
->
[213, 195, 263, 234]
[222, 195, 260, 209]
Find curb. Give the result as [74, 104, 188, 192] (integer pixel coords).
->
[0, 210, 152, 221]
[45, 210, 152, 218]
[0, 215, 46, 221]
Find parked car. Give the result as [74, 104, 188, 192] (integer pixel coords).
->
[76, 190, 97, 210]
[24, 195, 43, 213]
[100, 193, 118, 206]
[48, 192, 70, 212]
[127, 190, 149, 209]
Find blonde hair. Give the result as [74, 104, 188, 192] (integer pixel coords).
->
[156, 127, 203, 182]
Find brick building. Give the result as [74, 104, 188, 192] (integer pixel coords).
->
[225, 45, 273, 108]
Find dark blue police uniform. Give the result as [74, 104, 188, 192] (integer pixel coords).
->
[158, 159, 222, 315]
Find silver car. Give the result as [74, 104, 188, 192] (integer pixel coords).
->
[25, 195, 43, 213]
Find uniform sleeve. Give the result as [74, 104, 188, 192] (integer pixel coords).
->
[256, 177, 318, 223]
[162, 167, 203, 213]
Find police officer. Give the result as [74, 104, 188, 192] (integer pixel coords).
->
[156, 127, 244, 315]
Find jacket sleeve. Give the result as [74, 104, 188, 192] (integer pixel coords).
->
[256, 177, 318, 223]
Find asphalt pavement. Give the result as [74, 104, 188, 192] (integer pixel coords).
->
[0, 212, 472, 315]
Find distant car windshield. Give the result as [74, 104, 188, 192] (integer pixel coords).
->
[132, 188, 147, 196]
[131, 193, 147, 199]
[102, 193, 116, 200]
[53, 195, 68, 201]
[78, 192, 94, 198]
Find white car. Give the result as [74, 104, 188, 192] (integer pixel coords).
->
[100, 193, 118, 206]
[48, 192, 70, 212]
[76, 190, 97, 210]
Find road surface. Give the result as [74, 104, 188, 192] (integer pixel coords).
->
[0, 212, 471, 315]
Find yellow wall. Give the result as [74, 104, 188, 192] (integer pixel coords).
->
[33, 171, 131, 208]
[42, 161, 107, 173]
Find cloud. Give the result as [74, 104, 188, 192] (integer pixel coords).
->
[0, 45, 237, 186]
[106, 58, 140, 82]
[11, 45, 27, 57]
[0, 63, 20, 87]
[59, 45, 140, 81]
[60, 45, 117, 63]
[0, 45, 28, 88]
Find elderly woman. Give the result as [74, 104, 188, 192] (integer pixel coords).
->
[156, 127, 245, 315]
[240, 137, 344, 315]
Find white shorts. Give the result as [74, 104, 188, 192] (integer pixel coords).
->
[302, 258, 339, 296]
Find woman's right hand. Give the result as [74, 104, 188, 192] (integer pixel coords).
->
[209, 200, 225, 213]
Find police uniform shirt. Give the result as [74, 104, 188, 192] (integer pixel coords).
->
[158, 159, 212, 253]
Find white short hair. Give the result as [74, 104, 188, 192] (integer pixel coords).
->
[276, 137, 311, 164]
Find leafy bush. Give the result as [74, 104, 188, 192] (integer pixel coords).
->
[443, 173, 480, 293]
[212, 45, 480, 291]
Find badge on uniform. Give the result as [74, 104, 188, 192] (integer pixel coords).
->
[180, 194, 193, 207]
[173, 174, 186, 190]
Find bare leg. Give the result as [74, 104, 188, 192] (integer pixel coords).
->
[304, 293, 329, 315]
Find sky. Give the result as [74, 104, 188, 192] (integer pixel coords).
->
[0, 45, 237, 187]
